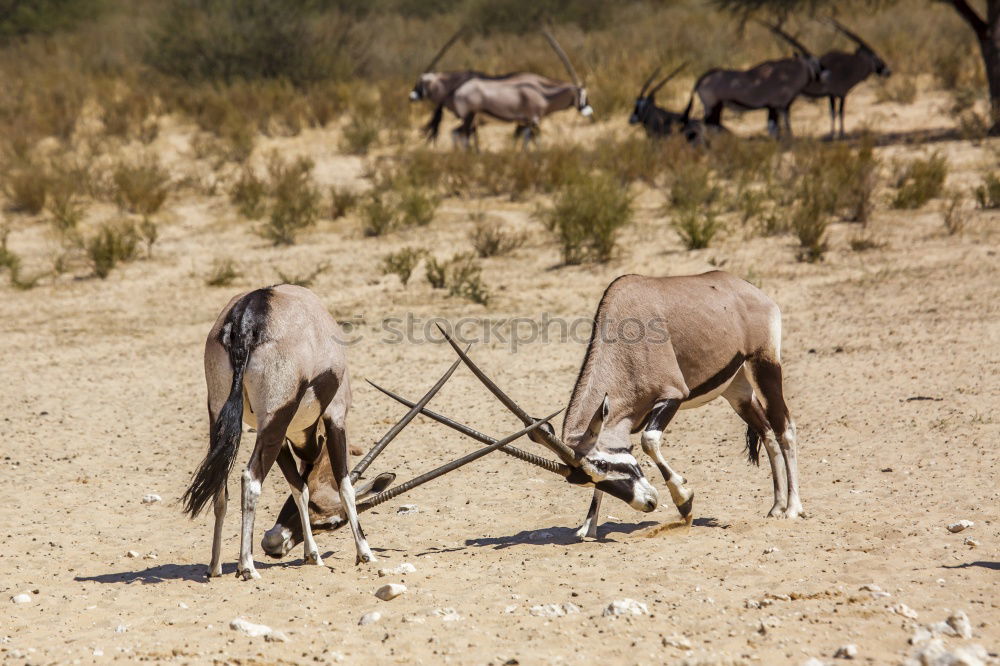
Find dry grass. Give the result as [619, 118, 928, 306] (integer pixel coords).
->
[892, 152, 948, 210]
[469, 216, 527, 258]
[425, 253, 490, 305]
[112, 157, 170, 216]
[540, 171, 633, 265]
[381, 247, 426, 286]
[205, 258, 241, 287]
[943, 190, 968, 235]
[86, 219, 139, 279]
[330, 185, 359, 219]
[261, 156, 321, 245]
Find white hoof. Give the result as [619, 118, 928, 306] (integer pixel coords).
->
[238, 567, 261, 581]
[356, 551, 376, 565]
[574, 524, 597, 540]
[767, 503, 786, 518]
[305, 551, 323, 566]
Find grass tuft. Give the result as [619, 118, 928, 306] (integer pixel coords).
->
[540, 172, 632, 265]
[381, 247, 426, 286]
[112, 157, 170, 216]
[86, 219, 139, 279]
[205, 258, 241, 287]
[892, 153, 948, 210]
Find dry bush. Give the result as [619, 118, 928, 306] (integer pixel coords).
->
[230, 168, 267, 220]
[261, 156, 320, 245]
[86, 219, 139, 279]
[381, 247, 426, 286]
[540, 172, 632, 265]
[470, 217, 527, 258]
[876, 76, 917, 105]
[330, 185, 359, 218]
[974, 173, 1000, 209]
[943, 190, 968, 235]
[277, 262, 328, 288]
[360, 191, 397, 237]
[3, 161, 49, 214]
[46, 176, 86, 231]
[397, 186, 438, 227]
[112, 157, 170, 215]
[668, 162, 720, 211]
[340, 100, 381, 155]
[825, 136, 880, 224]
[849, 230, 885, 252]
[425, 253, 489, 305]
[892, 152, 948, 210]
[205, 258, 241, 287]
[673, 208, 722, 250]
[709, 135, 780, 185]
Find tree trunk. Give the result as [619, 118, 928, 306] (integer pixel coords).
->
[949, 0, 1000, 134]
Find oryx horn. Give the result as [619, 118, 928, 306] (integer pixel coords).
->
[638, 66, 663, 98]
[825, 17, 875, 52]
[648, 61, 688, 96]
[759, 20, 814, 57]
[434, 324, 579, 468]
[350, 349, 467, 483]
[356, 409, 563, 510]
[367, 379, 571, 477]
[424, 26, 466, 72]
[541, 27, 582, 86]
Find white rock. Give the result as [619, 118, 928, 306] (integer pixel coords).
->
[890, 603, 919, 620]
[802, 659, 829, 666]
[229, 618, 272, 638]
[833, 643, 858, 659]
[11, 593, 31, 604]
[397, 504, 418, 515]
[358, 611, 381, 626]
[860, 584, 891, 598]
[377, 563, 416, 577]
[910, 626, 934, 645]
[433, 607, 462, 622]
[946, 610, 973, 639]
[114, 625, 127, 634]
[503, 605, 518, 614]
[141, 494, 161, 504]
[603, 599, 648, 617]
[374, 584, 406, 601]
[963, 537, 979, 548]
[178, 602, 188, 609]
[264, 630, 289, 643]
[947, 520, 974, 533]
[745, 599, 761, 609]
[528, 602, 580, 618]
[125, 550, 139, 558]
[662, 634, 692, 649]
[93, 648, 104, 657]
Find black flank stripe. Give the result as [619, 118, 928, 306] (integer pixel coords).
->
[686, 353, 745, 401]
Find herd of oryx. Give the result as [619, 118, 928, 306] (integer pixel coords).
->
[409, 18, 889, 147]
[185, 272, 802, 580]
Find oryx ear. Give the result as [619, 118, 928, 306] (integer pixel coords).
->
[357, 472, 396, 498]
[584, 394, 611, 443]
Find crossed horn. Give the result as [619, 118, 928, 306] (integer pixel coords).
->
[541, 26, 583, 87]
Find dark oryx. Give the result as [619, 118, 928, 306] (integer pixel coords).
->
[629, 62, 705, 144]
[184, 285, 549, 578]
[693, 23, 827, 139]
[373, 272, 803, 539]
[802, 18, 892, 138]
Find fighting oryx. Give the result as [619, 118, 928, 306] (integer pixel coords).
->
[373, 272, 803, 539]
[447, 28, 593, 149]
[183, 284, 549, 578]
[630, 62, 705, 144]
[692, 22, 827, 139]
[802, 18, 891, 138]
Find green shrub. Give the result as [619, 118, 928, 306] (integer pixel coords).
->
[540, 172, 633, 265]
[975, 173, 1000, 209]
[112, 157, 170, 215]
[230, 168, 267, 219]
[360, 191, 397, 237]
[398, 186, 438, 227]
[340, 101, 381, 155]
[791, 194, 829, 264]
[87, 220, 139, 279]
[4, 163, 48, 214]
[46, 177, 85, 231]
[668, 162, 720, 211]
[470, 217, 527, 258]
[259, 156, 320, 245]
[330, 185, 359, 218]
[381, 247, 426, 286]
[672, 208, 722, 250]
[893, 153, 948, 210]
[425, 252, 489, 305]
[205, 258, 241, 287]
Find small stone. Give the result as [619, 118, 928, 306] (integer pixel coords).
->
[141, 494, 161, 504]
[358, 611, 381, 626]
[114, 625, 127, 634]
[433, 607, 462, 622]
[377, 563, 416, 577]
[963, 537, 979, 548]
[93, 648, 104, 657]
[125, 550, 140, 558]
[397, 504, 418, 515]
[374, 584, 406, 601]
[229, 618, 272, 638]
[763, 546, 779, 554]
[801, 659, 828, 666]
[889, 603, 919, 620]
[662, 634, 692, 649]
[947, 520, 974, 533]
[602, 599, 648, 617]
[503, 605, 518, 614]
[528, 602, 580, 618]
[11, 593, 31, 604]
[745, 599, 761, 609]
[264, 630, 289, 643]
[946, 610, 973, 639]
[178, 602, 188, 609]
[910, 626, 934, 644]
[833, 643, 858, 659]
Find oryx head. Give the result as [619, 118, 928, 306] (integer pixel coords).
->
[542, 27, 594, 119]
[410, 28, 465, 102]
[630, 62, 687, 125]
[827, 17, 891, 78]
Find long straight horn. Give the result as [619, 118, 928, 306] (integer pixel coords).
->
[356, 409, 563, 510]
[760, 20, 813, 57]
[367, 379, 572, 477]
[350, 350, 466, 483]
[638, 66, 663, 98]
[541, 27, 581, 86]
[435, 324, 579, 468]
[826, 17, 874, 52]
[648, 61, 688, 96]
[424, 26, 466, 72]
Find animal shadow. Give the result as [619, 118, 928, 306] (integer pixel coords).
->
[74, 558, 292, 585]
[465, 521, 658, 550]
[941, 561, 999, 571]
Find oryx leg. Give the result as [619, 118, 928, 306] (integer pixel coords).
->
[575, 490, 604, 539]
[749, 358, 802, 518]
[324, 412, 375, 564]
[205, 377, 230, 578]
[766, 108, 780, 139]
[827, 96, 837, 139]
[238, 417, 288, 580]
[275, 444, 322, 566]
[781, 107, 793, 139]
[722, 368, 787, 517]
[838, 96, 846, 138]
[209, 485, 227, 577]
[641, 397, 694, 519]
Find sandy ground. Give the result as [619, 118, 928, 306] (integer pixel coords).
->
[1, 82, 999, 665]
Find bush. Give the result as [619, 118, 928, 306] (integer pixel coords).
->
[540, 172, 633, 265]
[230, 168, 267, 219]
[975, 173, 1000, 209]
[425, 253, 489, 305]
[87, 220, 139, 279]
[206, 258, 241, 287]
[381, 247, 426, 286]
[825, 136, 879, 224]
[259, 156, 320, 245]
[277, 262, 328, 287]
[470, 217, 527, 258]
[668, 162, 720, 211]
[46, 177, 85, 231]
[330, 185, 359, 218]
[360, 191, 397, 237]
[112, 157, 170, 215]
[893, 153, 948, 210]
[673, 208, 722, 250]
[398, 186, 439, 227]
[340, 105, 381, 155]
[4, 162, 48, 214]
[791, 193, 829, 264]
[876, 76, 917, 105]
[943, 190, 968, 235]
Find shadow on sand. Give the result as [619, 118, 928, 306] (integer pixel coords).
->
[73, 551, 337, 585]
[463, 520, 658, 550]
[941, 561, 1000, 571]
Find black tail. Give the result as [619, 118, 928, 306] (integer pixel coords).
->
[423, 103, 445, 141]
[182, 289, 271, 517]
[745, 425, 761, 466]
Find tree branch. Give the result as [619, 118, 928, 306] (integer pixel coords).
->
[946, 0, 988, 36]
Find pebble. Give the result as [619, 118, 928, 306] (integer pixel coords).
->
[528, 602, 580, 618]
[358, 611, 382, 626]
[11, 593, 31, 604]
[377, 563, 416, 577]
[141, 494, 161, 504]
[93, 648, 104, 657]
[503, 605, 518, 614]
[860, 583, 891, 599]
[890, 603, 919, 620]
[114, 625, 127, 634]
[963, 537, 979, 548]
[374, 584, 406, 601]
[229, 618, 273, 638]
[603, 599, 648, 617]
[947, 520, 974, 533]
[763, 546, 779, 554]
[833, 644, 858, 659]
[433, 607, 463, 622]
[802, 659, 829, 666]
[178, 602, 188, 609]
[397, 504, 419, 515]
[125, 550, 140, 558]
[662, 635, 692, 649]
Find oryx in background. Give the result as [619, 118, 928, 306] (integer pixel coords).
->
[185, 284, 548, 578]
[630, 62, 705, 144]
[448, 28, 593, 149]
[692, 22, 827, 139]
[803, 18, 892, 138]
[373, 272, 803, 540]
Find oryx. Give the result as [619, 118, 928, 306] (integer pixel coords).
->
[630, 62, 705, 144]
[802, 18, 891, 138]
[373, 272, 803, 539]
[184, 284, 549, 578]
[448, 28, 593, 149]
[693, 22, 828, 139]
